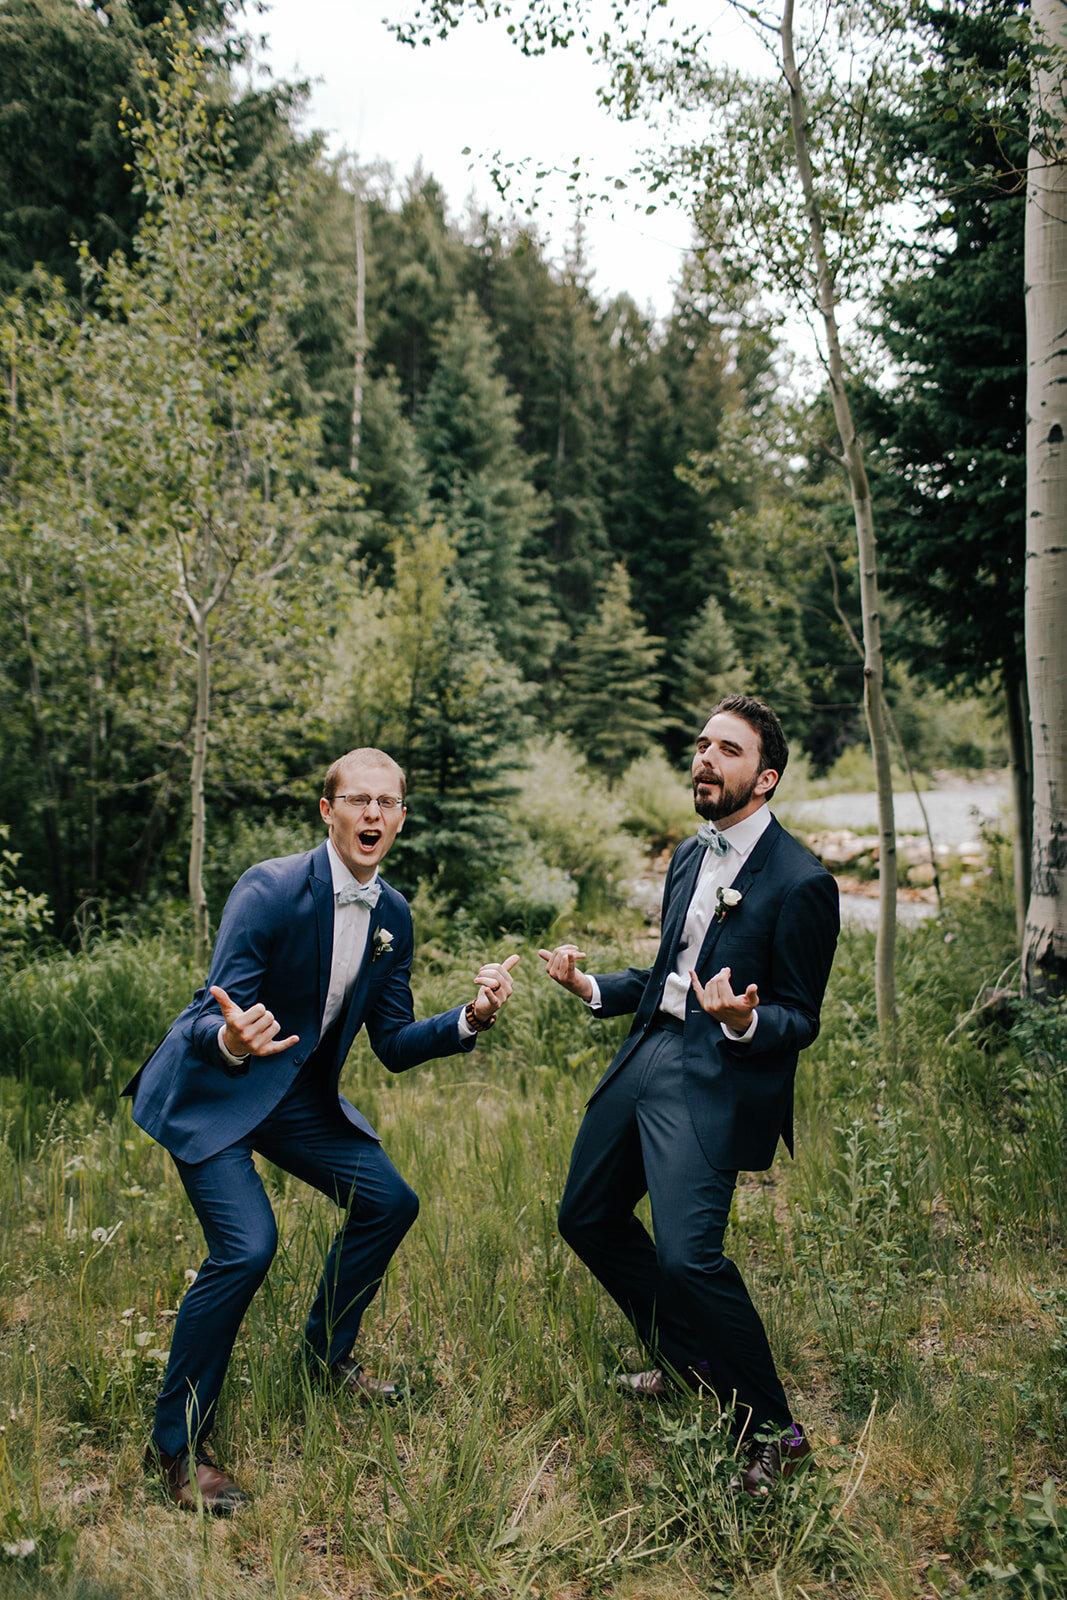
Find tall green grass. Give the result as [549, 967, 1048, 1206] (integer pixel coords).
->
[2, 880, 1066, 1597]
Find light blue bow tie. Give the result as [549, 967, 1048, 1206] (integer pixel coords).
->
[335, 879, 381, 909]
[696, 822, 730, 858]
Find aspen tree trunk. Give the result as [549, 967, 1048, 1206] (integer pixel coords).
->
[350, 176, 367, 477]
[781, 0, 897, 1035]
[188, 608, 211, 968]
[1004, 672, 1032, 940]
[1023, 0, 1067, 996]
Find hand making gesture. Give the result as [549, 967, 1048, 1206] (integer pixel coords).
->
[689, 965, 759, 1032]
[210, 984, 300, 1058]
[537, 943, 593, 1002]
[470, 953, 521, 1024]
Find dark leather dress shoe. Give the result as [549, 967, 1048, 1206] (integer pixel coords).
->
[149, 1444, 248, 1514]
[734, 1430, 814, 1497]
[328, 1356, 402, 1404]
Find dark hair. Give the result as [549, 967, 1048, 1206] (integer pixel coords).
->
[709, 694, 788, 799]
[323, 748, 407, 803]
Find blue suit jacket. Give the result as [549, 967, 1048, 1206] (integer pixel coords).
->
[123, 841, 474, 1163]
[593, 815, 839, 1171]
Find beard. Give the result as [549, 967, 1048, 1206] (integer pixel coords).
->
[693, 769, 761, 823]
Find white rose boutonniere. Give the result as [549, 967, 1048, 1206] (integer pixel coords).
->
[372, 927, 394, 961]
[715, 886, 743, 923]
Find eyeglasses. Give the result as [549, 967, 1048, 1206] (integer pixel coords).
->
[333, 793, 405, 813]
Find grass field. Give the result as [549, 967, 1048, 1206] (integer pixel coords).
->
[2, 856, 1066, 1599]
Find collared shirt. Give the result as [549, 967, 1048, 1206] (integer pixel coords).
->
[321, 837, 377, 1034]
[587, 804, 772, 1043]
[659, 804, 771, 1030]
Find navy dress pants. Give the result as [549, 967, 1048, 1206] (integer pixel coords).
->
[153, 1067, 418, 1456]
[557, 1021, 792, 1439]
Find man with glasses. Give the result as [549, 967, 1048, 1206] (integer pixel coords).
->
[126, 747, 518, 1513]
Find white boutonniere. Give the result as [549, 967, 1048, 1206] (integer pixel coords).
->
[715, 886, 742, 923]
[372, 927, 394, 961]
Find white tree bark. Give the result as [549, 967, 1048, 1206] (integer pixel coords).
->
[1023, 0, 1067, 996]
[350, 175, 367, 478]
[781, 0, 897, 1034]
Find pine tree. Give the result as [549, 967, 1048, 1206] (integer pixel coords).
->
[417, 295, 560, 681]
[564, 561, 668, 781]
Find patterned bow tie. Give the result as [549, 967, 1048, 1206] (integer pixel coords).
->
[696, 822, 730, 858]
[335, 879, 381, 910]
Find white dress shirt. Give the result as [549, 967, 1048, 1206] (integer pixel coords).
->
[588, 804, 773, 1042]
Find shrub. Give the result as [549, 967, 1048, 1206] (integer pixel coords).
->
[615, 748, 695, 848]
[513, 736, 644, 903]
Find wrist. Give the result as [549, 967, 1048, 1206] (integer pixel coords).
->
[464, 1001, 496, 1033]
[221, 1027, 250, 1061]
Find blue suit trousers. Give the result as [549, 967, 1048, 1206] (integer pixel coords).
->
[153, 1062, 418, 1455]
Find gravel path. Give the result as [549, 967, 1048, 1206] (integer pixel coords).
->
[779, 774, 1011, 926]
[780, 774, 1011, 850]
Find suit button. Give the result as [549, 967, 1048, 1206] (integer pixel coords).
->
[294, 1055, 304, 1066]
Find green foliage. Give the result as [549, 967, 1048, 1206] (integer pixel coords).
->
[564, 561, 668, 780]
[954, 1475, 1067, 1598]
[511, 735, 645, 904]
[868, 0, 1028, 700]
[418, 294, 560, 682]
[614, 747, 695, 848]
[0, 828, 49, 967]
[0, 927, 196, 1113]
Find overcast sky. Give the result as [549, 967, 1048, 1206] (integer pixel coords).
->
[253, 1, 772, 318]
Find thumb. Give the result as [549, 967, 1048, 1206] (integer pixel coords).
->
[745, 984, 760, 1006]
[502, 953, 521, 972]
[689, 968, 706, 1000]
[209, 984, 238, 1020]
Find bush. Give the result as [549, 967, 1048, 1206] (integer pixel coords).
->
[0, 827, 49, 971]
[615, 748, 695, 848]
[513, 736, 644, 903]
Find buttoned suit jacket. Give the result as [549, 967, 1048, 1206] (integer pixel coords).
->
[123, 840, 473, 1164]
[593, 815, 839, 1172]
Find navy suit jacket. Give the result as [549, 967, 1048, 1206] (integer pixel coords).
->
[593, 815, 839, 1172]
[123, 841, 474, 1164]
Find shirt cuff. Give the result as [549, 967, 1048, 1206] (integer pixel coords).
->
[217, 1024, 250, 1066]
[584, 976, 602, 1011]
[457, 1005, 475, 1040]
[722, 1011, 758, 1043]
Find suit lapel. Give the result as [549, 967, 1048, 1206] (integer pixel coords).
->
[632, 839, 704, 1028]
[308, 843, 334, 1032]
[693, 814, 781, 972]
[662, 839, 704, 960]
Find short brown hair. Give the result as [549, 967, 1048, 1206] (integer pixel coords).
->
[709, 695, 788, 799]
[323, 748, 406, 803]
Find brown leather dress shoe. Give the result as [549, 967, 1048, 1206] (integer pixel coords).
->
[149, 1444, 249, 1514]
[329, 1356, 402, 1403]
[735, 1430, 814, 1497]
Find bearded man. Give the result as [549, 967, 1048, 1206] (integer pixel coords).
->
[540, 695, 838, 1495]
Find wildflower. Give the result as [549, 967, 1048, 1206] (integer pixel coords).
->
[2, 1539, 35, 1559]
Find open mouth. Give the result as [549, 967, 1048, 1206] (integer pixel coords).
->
[358, 829, 383, 850]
